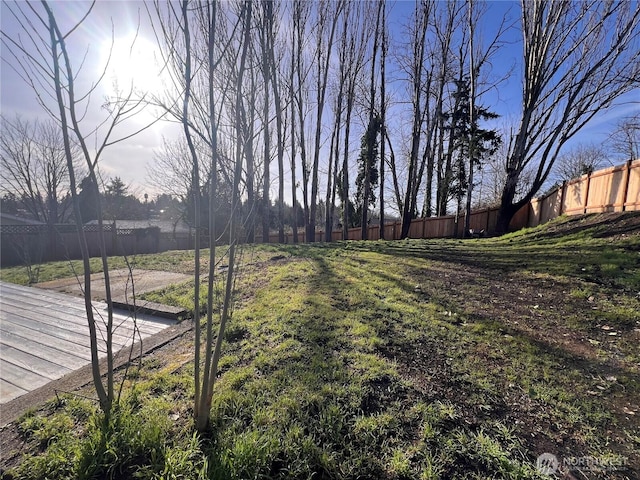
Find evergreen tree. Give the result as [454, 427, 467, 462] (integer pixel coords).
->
[77, 176, 99, 223]
[445, 78, 501, 211]
[355, 116, 382, 226]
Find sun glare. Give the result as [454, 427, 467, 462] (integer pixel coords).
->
[102, 35, 164, 99]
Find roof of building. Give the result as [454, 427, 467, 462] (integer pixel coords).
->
[85, 219, 191, 234]
[0, 213, 46, 226]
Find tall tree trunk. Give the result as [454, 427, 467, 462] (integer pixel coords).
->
[245, 72, 256, 243]
[290, 5, 300, 244]
[378, 1, 387, 239]
[197, 0, 252, 432]
[341, 89, 354, 239]
[294, 1, 310, 241]
[362, 1, 382, 241]
[264, 0, 285, 244]
[262, 25, 271, 244]
[463, 0, 476, 238]
[325, 112, 340, 242]
[400, 2, 429, 239]
[308, 2, 340, 243]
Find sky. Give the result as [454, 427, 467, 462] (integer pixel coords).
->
[1, 0, 638, 203]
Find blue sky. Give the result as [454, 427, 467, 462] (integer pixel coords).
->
[1, 0, 638, 201]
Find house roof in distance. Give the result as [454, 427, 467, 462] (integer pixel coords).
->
[85, 219, 191, 234]
[0, 213, 46, 226]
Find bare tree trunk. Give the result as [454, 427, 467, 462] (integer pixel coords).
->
[379, 1, 387, 239]
[176, 0, 204, 421]
[261, 14, 271, 244]
[263, 1, 286, 244]
[245, 71, 256, 243]
[400, 1, 430, 239]
[43, 8, 110, 412]
[289, 20, 299, 244]
[197, 0, 252, 432]
[325, 112, 340, 242]
[293, 0, 310, 241]
[361, 2, 382, 241]
[339, 3, 367, 240]
[308, 1, 341, 243]
[463, 0, 476, 238]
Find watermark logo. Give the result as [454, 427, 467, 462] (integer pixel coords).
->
[536, 453, 559, 475]
[536, 452, 627, 475]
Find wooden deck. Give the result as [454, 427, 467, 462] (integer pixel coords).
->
[0, 281, 176, 404]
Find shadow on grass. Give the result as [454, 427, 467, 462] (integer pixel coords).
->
[345, 236, 640, 292]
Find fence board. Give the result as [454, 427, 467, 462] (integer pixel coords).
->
[625, 161, 640, 211]
[585, 164, 626, 213]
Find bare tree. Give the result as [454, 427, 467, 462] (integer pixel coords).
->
[463, 0, 506, 237]
[431, 1, 463, 218]
[361, 1, 383, 240]
[307, 0, 342, 243]
[378, 0, 388, 240]
[292, 0, 311, 241]
[147, 137, 214, 202]
[264, 0, 286, 243]
[149, 0, 249, 432]
[608, 113, 640, 162]
[400, 0, 431, 238]
[554, 143, 609, 182]
[495, 0, 640, 232]
[339, 2, 369, 239]
[1, 115, 77, 224]
[2, 0, 153, 418]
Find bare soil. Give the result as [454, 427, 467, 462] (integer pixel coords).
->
[35, 269, 192, 303]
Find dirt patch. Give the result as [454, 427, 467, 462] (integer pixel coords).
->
[36, 269, 192, 302]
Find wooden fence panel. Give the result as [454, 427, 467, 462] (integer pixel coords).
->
[625, 160, 640, 211]
[383, 222, 400, 240]
[422, 216, 454, 238]
[510, 204, 530, 231]
[540, 188, 564, 224]
[528, 199, 541, 227]
[468, 209, 490, 232]
[563, 176, 588, 215]
[407, 218, 424, 238]
[585, 164, 627, 213]
[487, 208, 500, 231]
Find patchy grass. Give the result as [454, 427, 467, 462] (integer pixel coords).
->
[1, 213, 639, 479]
[0, 245, 276, 287]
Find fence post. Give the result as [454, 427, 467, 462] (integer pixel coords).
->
[559, 181, 567, 216]
[583, 171, 592, 214]
[538, 196, 544, 226]
[621, 159, 632, 212]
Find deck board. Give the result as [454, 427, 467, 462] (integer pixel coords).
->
[2, 287, 170, 335]
[1, 329, 89, 368]
[0, 281, 177, 404]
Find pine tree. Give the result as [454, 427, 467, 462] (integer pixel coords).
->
[445, 78, 501, 212]
[355, 116, 382, 226]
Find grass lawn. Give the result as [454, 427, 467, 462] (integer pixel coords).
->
[1, 212, 638, 479]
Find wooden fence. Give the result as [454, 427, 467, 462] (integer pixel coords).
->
[528, 158, 639, 226]
[257, 158, 640, 243]
[0, 224, 164, 268]
[1, 160, 638, 267]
